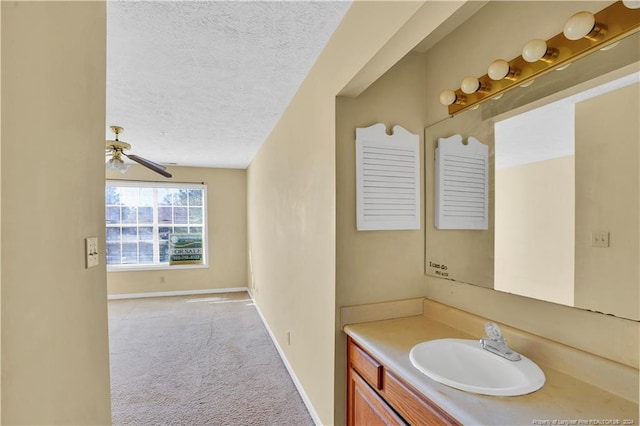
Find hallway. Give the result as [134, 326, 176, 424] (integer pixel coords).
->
[109, 292, 313, 425]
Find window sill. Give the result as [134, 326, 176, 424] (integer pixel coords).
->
[107, 263, 209, 273]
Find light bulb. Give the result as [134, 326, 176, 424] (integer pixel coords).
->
[522, 39, 558, 63]
[488, 59, 509, 80]
[461, 77, 480, 94]
[623, 0, 640, 9]
[522, 39, 549, 62]
[488, 59, 520, 81]
[439, 90, 457, 106]
[563, 11, 595, 40]
[520, 79, 535, 88]
[106, 156, 130, 174]
[106, 158, 120, 170]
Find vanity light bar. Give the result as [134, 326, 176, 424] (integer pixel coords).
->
[442, 1, 640, 115]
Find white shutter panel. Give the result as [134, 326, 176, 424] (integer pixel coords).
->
[435, 134, 489, 230]
[356, 123, 420, 231]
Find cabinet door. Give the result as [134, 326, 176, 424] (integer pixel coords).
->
[348, 367, 406, 426]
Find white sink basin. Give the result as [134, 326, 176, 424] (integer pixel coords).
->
[409, 338, 545, 396]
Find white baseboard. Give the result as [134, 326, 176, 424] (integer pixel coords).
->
[250, 296, 322, 426]
[108, 287, 250, 300]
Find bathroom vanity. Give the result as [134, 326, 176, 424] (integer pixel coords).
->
[348, 336, 459, 425]
[344, 300, 639, 426]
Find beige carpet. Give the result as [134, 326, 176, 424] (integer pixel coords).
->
[109, 292, 314, 426]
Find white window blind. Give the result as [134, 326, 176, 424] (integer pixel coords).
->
[435, 134, 488, 230]
[356, 123, 420, 231]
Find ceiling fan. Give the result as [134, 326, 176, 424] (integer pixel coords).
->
[105, 126, 172, 178]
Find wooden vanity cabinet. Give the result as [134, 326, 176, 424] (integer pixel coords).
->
[347, 337, 460, 426]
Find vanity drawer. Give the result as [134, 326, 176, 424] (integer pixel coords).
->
[382, 370, 460, 426]
[348, 338, 383, 390]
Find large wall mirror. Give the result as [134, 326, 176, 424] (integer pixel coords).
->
[425, 12, 640, 321]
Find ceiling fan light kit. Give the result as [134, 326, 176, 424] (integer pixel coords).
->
[105, 126, 172, 178]
[106, 154, 130, 174]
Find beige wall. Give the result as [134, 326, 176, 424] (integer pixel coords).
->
[495, 155, 575, 306]
[575, 83, 639, 320]
[106, 165, 247, 295]
[336, 52, 427, 308]
[1, 2, 111, 424]
[0, 2, 3, 419]
[335, 51, 428, 424]
[247, 2, 469, 424]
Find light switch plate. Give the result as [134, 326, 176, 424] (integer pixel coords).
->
[85, 237, 99, 268]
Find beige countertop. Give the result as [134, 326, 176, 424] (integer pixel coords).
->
[344, 314, 639, 426]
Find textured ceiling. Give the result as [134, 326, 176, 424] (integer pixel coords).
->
[106, 1, 351, 169]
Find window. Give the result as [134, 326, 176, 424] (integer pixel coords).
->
[106, 180, 207, 270]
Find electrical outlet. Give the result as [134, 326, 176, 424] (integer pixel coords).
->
[85, 237, 99, 268]
[591, 231, 610, 248]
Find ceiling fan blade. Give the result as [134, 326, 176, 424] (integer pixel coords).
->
[123, 153, 172, 178]
[125, 153, 167, 170]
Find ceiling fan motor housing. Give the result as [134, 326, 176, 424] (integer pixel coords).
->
[106, 140, 131, 151]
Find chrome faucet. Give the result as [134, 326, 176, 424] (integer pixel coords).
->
[479, 322, 521, 361]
